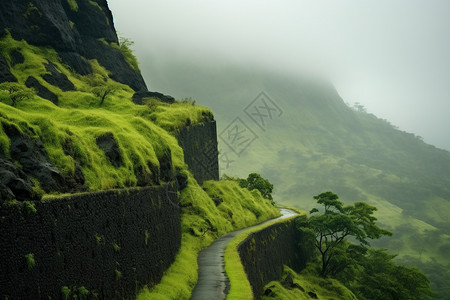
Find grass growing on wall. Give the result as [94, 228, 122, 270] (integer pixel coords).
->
[136, 178, 280, 300]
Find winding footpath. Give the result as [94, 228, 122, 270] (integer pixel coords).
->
[190, 208, 298, 300]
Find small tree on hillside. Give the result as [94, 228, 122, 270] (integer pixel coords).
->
[0, 82, 35, 106]
[85, 74, 122, 105]
[238, 173, 274, 201]
[297, 191, 392, 277]
[92, 84, 118, 105]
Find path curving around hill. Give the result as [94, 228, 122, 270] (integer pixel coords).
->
[190, 208, 298, 300]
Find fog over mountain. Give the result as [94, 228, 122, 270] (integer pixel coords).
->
[109, 0, 450, 151]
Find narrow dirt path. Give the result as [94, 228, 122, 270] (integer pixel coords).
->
[190, 208, 298, 300]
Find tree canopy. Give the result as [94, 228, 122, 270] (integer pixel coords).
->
[298, 191, 392, 277]
[237, 172, 274, 201]
[297, 191, 434, 299]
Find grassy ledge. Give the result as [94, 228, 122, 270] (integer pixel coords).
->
[225, 211, 303, 300]
[262, 266, 357, 300]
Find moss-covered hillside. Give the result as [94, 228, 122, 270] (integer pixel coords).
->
[0, 32, 213, 199]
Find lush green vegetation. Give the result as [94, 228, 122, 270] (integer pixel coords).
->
[0, 33, 212, 194]
[225, 173, 274, 202]
[137, 178, 279, 299]
[297, 192, 434, 299]
[142, 60, 450, 297]
[298, 191, 392, 277]
[263, 266, 356, 300]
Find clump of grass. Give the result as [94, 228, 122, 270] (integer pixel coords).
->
[146, 102, 214, 133]
[25, 253, 36, 269]
[94, 233, 103, 244]
[67, 0, 78, 11]
[115, 269, 122, 280]
[22, 201, 37, 215]
[112, 243, 120, 252]
[144, 230, 149, 246]
[61, 286, 71, 300]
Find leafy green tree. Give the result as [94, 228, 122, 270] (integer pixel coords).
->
[0, 82, 35, 106]
[297, 191, 392, 277]
[238, 173, 274, 201]
[351, 249, 434, 300]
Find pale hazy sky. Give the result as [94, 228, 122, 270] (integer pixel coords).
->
[109, 0, 450, 151]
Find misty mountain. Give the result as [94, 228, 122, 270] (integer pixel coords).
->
[141, 57, 450, 297]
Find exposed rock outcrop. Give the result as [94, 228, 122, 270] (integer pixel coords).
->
[132, 90, 175, 105]
[0, 53, 17, 83]
[1, 122, 86, 194]
[42, 62, 75, 91]
[0, 0, 147, 91]
[25, 76, 59, 104]
[0, 155, 41, 202]
[96, 132, 123, 168]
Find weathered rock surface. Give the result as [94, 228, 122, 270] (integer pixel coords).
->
[132, 90, 175, 105]
[96, 132, 123, 168]
[0, 53, 17, 83]
[0, 0, 147, 91]
[9, 50, 25, 66]
[42, 62, 75, 91]
[1, 122, 85, 194]
[25, 76, 59, 104]
[0, 155, 40, 202]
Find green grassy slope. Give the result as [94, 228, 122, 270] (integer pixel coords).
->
[0, 33, 212, 193]
[262, 266, 356, 300]
[139, 59, 450, 298]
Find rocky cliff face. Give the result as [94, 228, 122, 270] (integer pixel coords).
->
[0, 0, 147, 91]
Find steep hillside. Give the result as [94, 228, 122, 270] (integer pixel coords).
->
[139, 59, 450, 297]
[0, 0, 146, 90]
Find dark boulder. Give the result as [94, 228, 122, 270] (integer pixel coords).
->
[0, 155, 41, 201]
[264, 286, 275, 296]
[25, 76, 58, 105]
[308, 291, 318, 299]
[96, 132, 123, 168]
[281, 273, 305, 292]
[0, 53, 17, 83]
[132, 91, 175, 105]
[282, 273, 294, 288]
[2, 123, 67, 193]
[58, 52, 92, 75]
[212, 197, 223, 206]
[10, 50, 25, 66]
[175, 173, 188, 191]
[42, 62, 75, 91]
[159, 150, 174, 182]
